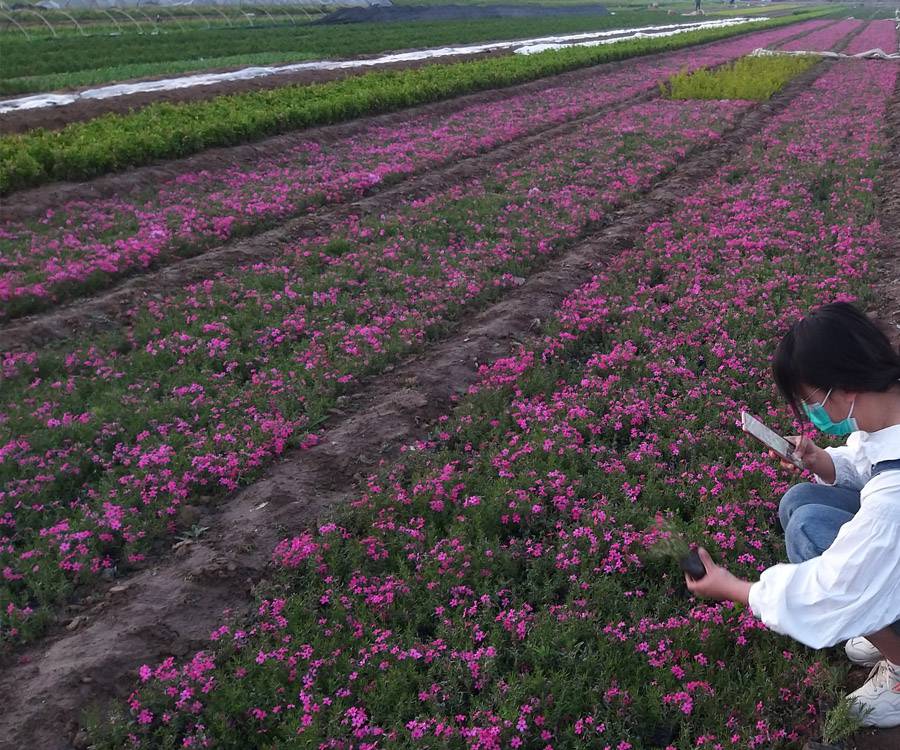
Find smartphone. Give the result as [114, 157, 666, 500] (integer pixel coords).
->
[740, 411, 803, 469]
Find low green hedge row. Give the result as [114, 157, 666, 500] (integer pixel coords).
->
[661, 53, 820, 101]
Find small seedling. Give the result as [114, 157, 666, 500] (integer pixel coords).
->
[820, 697, 867, 746]
[176, 524, 209, 543]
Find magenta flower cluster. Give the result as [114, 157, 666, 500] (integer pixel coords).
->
[844, 19, 900, 55]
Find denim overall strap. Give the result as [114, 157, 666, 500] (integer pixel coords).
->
[871, 459, 900, 477]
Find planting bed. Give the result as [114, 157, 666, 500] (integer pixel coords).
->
[777, 17, 865, 51]
[2, 13, 899, 750]
[0, 10, 666, 97]
[844, 18, 900, 55]
[0, 49, 511, 137]
[0, 93, 754, 647]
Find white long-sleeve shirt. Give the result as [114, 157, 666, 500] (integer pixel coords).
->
[748, 424, 900, 649]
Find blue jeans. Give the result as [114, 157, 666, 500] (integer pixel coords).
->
[779, 482, 900, 637]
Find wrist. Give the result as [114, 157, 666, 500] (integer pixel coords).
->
[727, 578, 752, 606]
[807, 448, 823, 473]
[811, 447, 835, 482]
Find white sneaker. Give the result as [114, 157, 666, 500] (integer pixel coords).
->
[845, 637, 883, 667]
[846, 660, 900, 728]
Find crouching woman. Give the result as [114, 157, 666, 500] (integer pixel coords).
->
[687, 302, 900, 728]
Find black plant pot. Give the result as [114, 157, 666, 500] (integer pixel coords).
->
[679, 548, 707, 580]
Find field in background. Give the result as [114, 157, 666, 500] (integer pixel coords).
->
[0, 1, 820, 94]
[0, 10, 835, 195]
[0, 11, 673, 94]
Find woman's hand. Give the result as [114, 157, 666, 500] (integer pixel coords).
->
[768, 435, 835, 483]
[769, 435, 814, 473]
[684, 548, 752, 606]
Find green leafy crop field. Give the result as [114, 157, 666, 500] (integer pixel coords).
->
[1, 11, 674, 95]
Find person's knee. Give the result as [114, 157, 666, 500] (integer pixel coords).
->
[784, 504, 820, 563]
[778, 482, 819, 532]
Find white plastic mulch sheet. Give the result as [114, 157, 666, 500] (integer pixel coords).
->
[512, 15, 766, 54]
[0, 17, 765, 114]
[749, 47, 900, 60]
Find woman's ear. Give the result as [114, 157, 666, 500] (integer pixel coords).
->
[832, 389, 859, 412]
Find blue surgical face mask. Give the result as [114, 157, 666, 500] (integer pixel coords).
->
[802, 388, 858, 436]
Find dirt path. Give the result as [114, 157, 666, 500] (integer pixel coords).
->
[838, 18, 873, 52]
[0, 61, 832, 750]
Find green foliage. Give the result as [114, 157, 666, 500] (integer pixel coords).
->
[822, 697, 866, 744]
[0, 140, 42, 194]
[660, 53, 819, 101]
[0, 11, 671, 91]
[0, 12, 830, 195]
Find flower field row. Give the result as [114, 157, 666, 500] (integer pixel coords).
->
[0, 22, 831, 321]
[778, 17, 863, 52]
[0, 11, 833, 196]
[90, 59, 896, 749]
[844, 18, 900, 55]
[0, 92, 756, 644]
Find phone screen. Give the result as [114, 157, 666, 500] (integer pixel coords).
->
[740, 411, 803, 468]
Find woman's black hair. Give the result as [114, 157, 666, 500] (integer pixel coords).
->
[773, 302, 900, 417]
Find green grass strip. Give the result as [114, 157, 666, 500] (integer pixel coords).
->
[660, 53, 819, 100]
[0, 10, 831, 195]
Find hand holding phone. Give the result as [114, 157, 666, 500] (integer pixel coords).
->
[740, 411, 804, 469]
